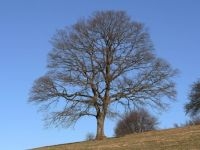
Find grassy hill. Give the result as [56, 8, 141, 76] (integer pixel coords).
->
[32, 125, 200, 150]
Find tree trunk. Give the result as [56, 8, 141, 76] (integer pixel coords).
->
[95, 113, 106, 140]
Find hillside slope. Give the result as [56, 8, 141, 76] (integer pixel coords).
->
[32, 125, 200, 150]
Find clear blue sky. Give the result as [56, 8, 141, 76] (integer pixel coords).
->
[1, 0, 200, 149]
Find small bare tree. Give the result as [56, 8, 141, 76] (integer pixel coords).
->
[185, 79, 200, 116]
[29, 11, 177, 140]
[114, 109, 158, 137]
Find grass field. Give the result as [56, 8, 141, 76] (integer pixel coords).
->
[32, 125, 200, 150]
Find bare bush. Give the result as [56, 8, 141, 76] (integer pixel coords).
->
[114, 109, 158, 137]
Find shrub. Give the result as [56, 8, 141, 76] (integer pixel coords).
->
[114, 109, 158, 137]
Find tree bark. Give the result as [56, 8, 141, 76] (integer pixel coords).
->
[95, 113, 106, 140]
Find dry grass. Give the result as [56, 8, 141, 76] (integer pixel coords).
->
[32, 125, 200, 150]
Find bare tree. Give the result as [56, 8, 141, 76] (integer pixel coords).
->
[29, 11, 177, 140]
[185, 79, 200, 116]
[114, 109, 158, 137]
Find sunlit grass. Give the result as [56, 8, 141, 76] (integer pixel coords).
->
[32, 125, 200, 150]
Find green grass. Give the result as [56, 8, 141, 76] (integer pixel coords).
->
[32, 125, 200, 150]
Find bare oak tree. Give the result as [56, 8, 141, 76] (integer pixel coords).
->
[29, 11, 177, 140]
